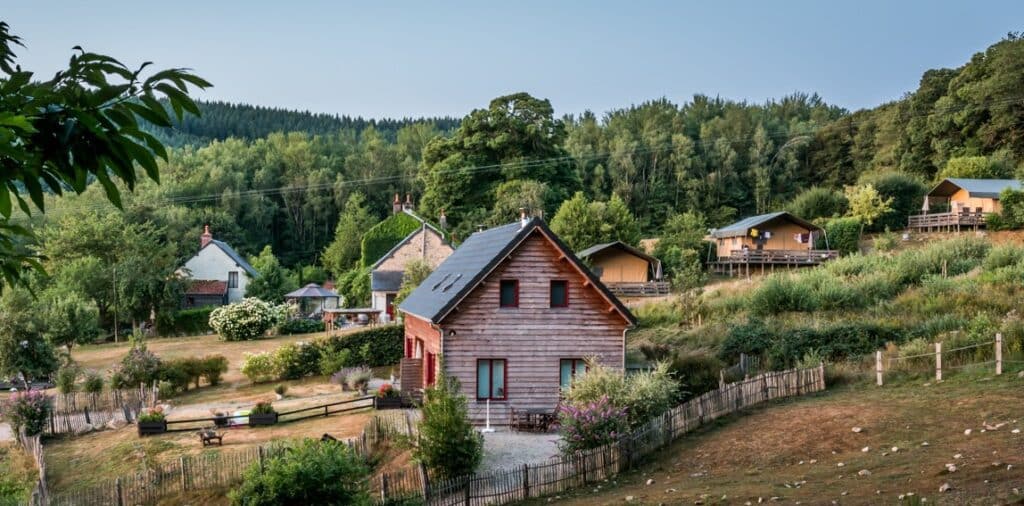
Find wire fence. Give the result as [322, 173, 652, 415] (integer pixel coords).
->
[873, 333, 1017, 385]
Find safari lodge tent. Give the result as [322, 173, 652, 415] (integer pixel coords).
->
[709, 211, 837, 276]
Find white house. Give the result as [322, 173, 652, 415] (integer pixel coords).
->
[180, 226, 259, 307]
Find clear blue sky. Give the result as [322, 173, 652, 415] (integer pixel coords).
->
[5, 1, 1022, 118]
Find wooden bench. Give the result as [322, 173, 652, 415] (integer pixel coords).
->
[198, 429, 224, 446]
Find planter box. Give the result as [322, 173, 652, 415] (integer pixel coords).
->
[137, 420, 167, 436]
[248, 413, 278, 426]
[374, 397, 404, 410]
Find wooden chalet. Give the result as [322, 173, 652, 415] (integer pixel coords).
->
[909, 178, 1022, 231]
[397, 216, 636, 426]
[710, 211, 837, 276]
[577, 241, 668, 297]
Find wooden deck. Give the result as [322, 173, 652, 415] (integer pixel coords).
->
[908, 211, 987, 231]
[606, 281, 671, 297]
[711, 249, 838, 277]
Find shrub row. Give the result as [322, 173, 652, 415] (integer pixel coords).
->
[277, 319, 325, 335]
[156, 307, 214, 336]
[719, 319, 902, 368]
[240, 325, 404, 383]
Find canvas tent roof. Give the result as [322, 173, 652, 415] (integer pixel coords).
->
[284, 283, 340, 299]
[710, 211, 820, 239]
[927, 178, 1022, 199]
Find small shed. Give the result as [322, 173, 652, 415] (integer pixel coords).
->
[284, 283, 341, 317]
[576, 241, 662, 284]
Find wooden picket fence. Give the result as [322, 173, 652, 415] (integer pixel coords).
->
[17, 430, 48, 506]
[51, 385, 158, 413]
[45, 409, 416, 506]
[373, 364, 826, 505]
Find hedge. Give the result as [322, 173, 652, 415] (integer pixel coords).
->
[321, 324, 403, 367]
[156, 307, 214, 336]
[278, 319, 325, 335]
[360, 212, 423, 267]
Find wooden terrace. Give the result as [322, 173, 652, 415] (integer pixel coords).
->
[907, 210, 987, 231]
[605, 281, 671, 297]
[711, 249, 839, 277]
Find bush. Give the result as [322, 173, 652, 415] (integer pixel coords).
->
[55, 365, 79, 395]
[83, 371, 104, 394]
[201, 355, 229, 386]
[274, 342, 322, 380]
[229, 438, 371, 506]
[346, 366, 372, 392]
[318, 348, 353, 376]
[857, 172, 928, 232]
[209, 298, 289, 341]
[557, 395, 629, 454]
[158, 360, 192, 394]
[818, 217, 861, 255]
[983, 244, 1024, 271]
[1, 391, 51, 436]
[274, 384, 287, 397]
[719, 320, 776, 362]
[114, 341, 162, 388]
[413, 374, 482, 479]
[787, 186, 848, 221]
[320, 324, 403, 367]
[251, 401, 276, 415]
[156, 307, 214, 336]
[749, 275, 819, 316]
[562, 361, 678, 429]
[664, 353, 724, 402]
[241, 352, 280, 384]
[872, 228, 898, 252]
[335, 267, 370, 309]
[277, 319, 325, 335]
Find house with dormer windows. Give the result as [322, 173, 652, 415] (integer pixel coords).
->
[398, 215, 635, 426]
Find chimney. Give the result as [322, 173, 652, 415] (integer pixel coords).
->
[200, 224, 213, 249]
[404, 193, 413, 211]
[439, 209, 447, 231]
[519, 208, 529, 228]
[392, 193, 402, 214]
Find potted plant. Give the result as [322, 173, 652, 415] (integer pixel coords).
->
[137, 407, 167, 436]
[248, 401, 278, 426]
[346, 366, 372, 396]
[374, 383, 403, 410]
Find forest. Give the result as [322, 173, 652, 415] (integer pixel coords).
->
[10, 32, 1024, 339]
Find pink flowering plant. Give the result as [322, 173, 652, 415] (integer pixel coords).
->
[556, 395, 629, 455]
[1, 390, 51, 436]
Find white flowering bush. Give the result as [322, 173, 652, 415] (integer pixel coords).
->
[209, 298, 288, 341]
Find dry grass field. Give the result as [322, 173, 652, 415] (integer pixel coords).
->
[526, 368, 1024, 505]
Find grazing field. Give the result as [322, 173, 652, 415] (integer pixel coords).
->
[529, 369, 1024, 505]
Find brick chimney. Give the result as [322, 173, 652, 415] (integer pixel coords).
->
[200, 224, 213, 249]
[392, 193, 402, 214]
[403, 193, 413, 211]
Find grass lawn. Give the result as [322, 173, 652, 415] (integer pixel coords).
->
[44, 408, 375, 494]
[526, 367, 1024, 505]
[0, 442, 38, 505]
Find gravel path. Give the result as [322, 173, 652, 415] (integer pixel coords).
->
[479, 430, 561, 473]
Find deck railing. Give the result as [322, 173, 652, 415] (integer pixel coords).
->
[605, 281, 671, 297]
[717, 249, 838, 264]
[908, 210, 988, 229]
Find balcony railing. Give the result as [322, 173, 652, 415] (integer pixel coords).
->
[716, 249, 839, 265]
[908, 210, 987, 229]
[606, 281, 671, 297]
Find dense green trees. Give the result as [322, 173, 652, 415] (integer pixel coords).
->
[550, 193, 641, 251]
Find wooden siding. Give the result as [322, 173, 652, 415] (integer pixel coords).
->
[590, 250, 650, 283]
[403, 314, 441, 389]
[439, 231, 629, 425]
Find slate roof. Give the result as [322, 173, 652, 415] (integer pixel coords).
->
[398, 218, 636, 325]
[186, 279, 227, 295]
[928, 178, 1022, 199]
[205, 239, 259, 277]
[710, 212, 820, 239]
[577, 241, 659, 265]
[371, 270, 404, 292]
[285, 283, 340, 299]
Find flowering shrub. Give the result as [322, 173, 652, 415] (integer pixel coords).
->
[1, 390, 51, 436]
[113, 342, 163, 388]
[345, 366, 372, 392]
[241, 352, 280, 384]
[376, 383, 398, 398]
[209, 298, 289, 341]
[557, 395, 628, 454]
[562, 360, 677, 429]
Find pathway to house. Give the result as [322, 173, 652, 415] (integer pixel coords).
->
[478, 430, 560, 473]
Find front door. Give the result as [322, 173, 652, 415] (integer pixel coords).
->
[386, 293, 396, 320]
[425, 352, 436, 387]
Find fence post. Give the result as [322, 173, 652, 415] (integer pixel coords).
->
[463, 474, 472, 505]
[522, 463, 530, 499]
[380, 473, 389, 502]
[761, 373, 768, 401]
[180, 456, 188, 491]
[115, 477, 124, 506]
[258, 445, 265, 474]
[996, 333, 1003, 376]
[819, 361, 825, 390]
[419, 462, 430, 501]
[935, 342, 942, 382]
[84, 406, 91, 425]
[875, 351, 883, 386]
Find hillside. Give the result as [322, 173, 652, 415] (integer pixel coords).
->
[528, 371, 1024, 505]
